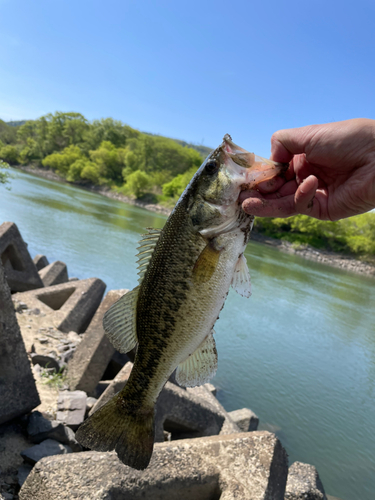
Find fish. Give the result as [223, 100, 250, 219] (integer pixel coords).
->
[76, 134, 288, 470]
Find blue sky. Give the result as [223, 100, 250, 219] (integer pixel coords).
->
[1, 0, 374, 156]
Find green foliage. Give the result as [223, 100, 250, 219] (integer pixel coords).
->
[89, 141, 124, 182]
[162, 167, 196, 197]
[123, 170, 150, 198]
[42, 145, 84, 175]
[0, 145, 18, 164]
[255, 212, 375, 258]
[0, 160, 10, 185]
[40, 366, 67, 389]
[0, 119, 18, 144]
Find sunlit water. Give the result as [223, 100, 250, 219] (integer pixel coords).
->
[1, 169, 375, 500]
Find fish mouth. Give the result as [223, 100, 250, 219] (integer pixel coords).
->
[221, 134, 289, 193]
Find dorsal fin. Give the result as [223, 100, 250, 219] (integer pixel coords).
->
[136, 228, 162, 283]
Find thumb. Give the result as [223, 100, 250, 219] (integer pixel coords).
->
[271, 125, 319, 163]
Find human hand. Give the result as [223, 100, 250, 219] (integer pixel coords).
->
[240, 119, 375, 220]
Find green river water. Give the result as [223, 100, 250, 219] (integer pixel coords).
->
[1, 168, 375, 500]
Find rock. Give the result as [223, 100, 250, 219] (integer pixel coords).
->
[20, 431, 288, 500]
[0, 222, 44, 292]
[186, 385, 240, 436]
[203, 382, 216, 396]
[90, 363, 239, 442]
[85, 397, 97, 415]
[12, 278, 106, 333]
[0, 420, 34, 475]
[0, 263, 40, 425]
[285, 462, 327, 500]
[30, 354, 60, 373]
[38, 261, 69, 287]
[56, 391, 87, 430]
[67, 290, 128, 395]
[33, 255, 49, 271]
[17, 464, 33, 487]
[27, 411, 82, 452]
[21, 439, 72, 465]
[228, 407, 259, 432]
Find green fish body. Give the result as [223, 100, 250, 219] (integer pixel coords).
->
[76, 135, 287, 469]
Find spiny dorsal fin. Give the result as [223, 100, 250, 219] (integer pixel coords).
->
[136, 228, 162, 283]
[231, 253, 252, 297]
[175, 331, 218, 387]
[103, 287, 139, 353]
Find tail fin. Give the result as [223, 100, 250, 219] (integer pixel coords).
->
[76, 394, 155, 470]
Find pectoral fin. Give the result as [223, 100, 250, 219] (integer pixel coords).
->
[175, 331, 218, 387]
[192, 241, 221, 283]
[231, 253, 252, 297]
[103, 287, 139, 353]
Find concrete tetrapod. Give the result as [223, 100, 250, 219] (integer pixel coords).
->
[89, 362, 239, 441]
[0, 263, 40, 424]
[0, 222, 43, 292]
[20, 431, 288, 500]
[12, 278, 106, 333]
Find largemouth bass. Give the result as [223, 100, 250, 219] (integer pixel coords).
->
[76, 135, 287, 469]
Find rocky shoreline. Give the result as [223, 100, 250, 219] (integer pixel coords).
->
[0, 221, 331, 499]
[16, 165, 375, 277]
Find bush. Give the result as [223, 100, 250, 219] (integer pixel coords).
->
[0, 145, 18, 164]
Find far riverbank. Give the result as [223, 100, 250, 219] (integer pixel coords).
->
[16, 165, 375, 277]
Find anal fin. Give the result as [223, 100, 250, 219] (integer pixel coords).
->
[175, 331, 218, 387]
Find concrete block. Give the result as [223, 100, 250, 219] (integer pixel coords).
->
[20, 431, 288, 500]
[0, 264, 40, 425]
[39, 261, 68, 287]
[21, 439, 72, 465]
[90, 362, 239, 441]
[12, 278, 106, 333]
[27, 411, 81, 451]
[0, 222, 43, 292]
[285, 462, 327, 500]
[67, 290, 128, 395]
[33, 255, 49, 271]
[228, 408, 259, 432]
[56, 391, 87, 430]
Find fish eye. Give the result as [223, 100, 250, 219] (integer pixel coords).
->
[205, 159, 219, 175]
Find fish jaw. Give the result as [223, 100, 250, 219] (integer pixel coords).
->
[220, 134, 289, 202]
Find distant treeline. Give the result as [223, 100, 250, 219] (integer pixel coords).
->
[0, 112, 211, 201]
[0, 112, 374, 260]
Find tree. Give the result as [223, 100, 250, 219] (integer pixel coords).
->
[0, 145, 18, 164]
[0, 160, 10, 185]
[125, 170, 149, 198]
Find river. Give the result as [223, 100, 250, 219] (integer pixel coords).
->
[1, 168, 375, 500]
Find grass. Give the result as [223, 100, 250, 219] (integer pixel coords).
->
[40, 366, 67, 389]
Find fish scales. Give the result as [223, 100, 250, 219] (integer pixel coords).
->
[76, 134, 288, 470]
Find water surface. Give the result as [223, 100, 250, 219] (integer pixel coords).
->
[1, 169, 375, 500]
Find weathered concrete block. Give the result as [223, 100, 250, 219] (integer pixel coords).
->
[90, 362, 239, 441]
[228, 408, 259, 432]
[56, 391, 87, 430]
[20, 432, 288, 500]
[39, 261, 68, 287]
[0, 264, 40, 425]
[27, 411, 81, 451]
[21, 439, 72, 465]
[0, 222, 43, 292]
[12, 278, 106, 333]
[285, 462, 327, 500]
[33, 254, 49, 271]
[67, 289, 128, 395]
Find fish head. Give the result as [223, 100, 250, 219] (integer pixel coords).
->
[195, 134, 288, 207]
[186, 135, 288, 235]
